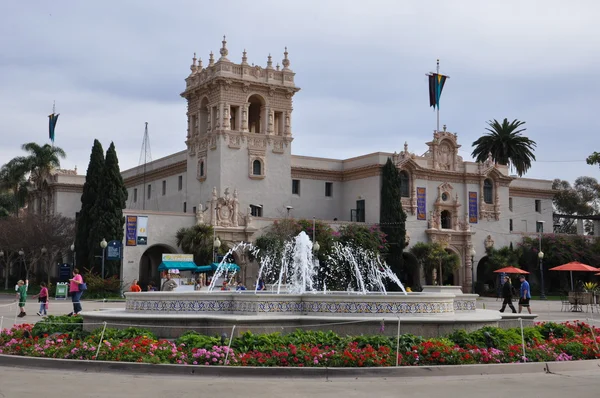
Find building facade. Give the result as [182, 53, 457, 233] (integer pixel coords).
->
[34, 38, 556, 292]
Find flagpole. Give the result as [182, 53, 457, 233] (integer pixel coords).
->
[52, 101, 55, 147]
[436, 59, 440, 133]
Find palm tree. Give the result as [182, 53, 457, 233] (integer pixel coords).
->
[175, 224, 215, 266]
[21, 142, 66, 190]
[471, 118, 537, 177]
[0, 157, 30, 216]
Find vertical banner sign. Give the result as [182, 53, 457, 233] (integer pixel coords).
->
[469, 191, 478, 223]
[137, 216, 148, 245]
[126, 216, 138, 246]
[417, 187, 427, 220]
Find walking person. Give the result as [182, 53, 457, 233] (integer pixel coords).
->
[499, 276, 517, 313]
[33, 282, 49, 316]
[518, 274, 532, 314]
[15, 279, 28, 317]
[68, 268, 84, 316]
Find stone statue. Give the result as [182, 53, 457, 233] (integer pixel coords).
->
[196, 204, 204, 224]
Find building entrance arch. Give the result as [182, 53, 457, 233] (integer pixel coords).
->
[138, 244, 178, 290]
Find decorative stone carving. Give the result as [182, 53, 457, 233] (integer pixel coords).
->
[223, 105, 230, 129]
[209, 187, 242, 227]
[484, 235, 495, 249]
[206, 106, 212, 132]
[195, 204, 205, 224]
[267, 109, 274, 134]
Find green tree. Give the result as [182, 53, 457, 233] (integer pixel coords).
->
[380, 157, 407, 287]
[90, 142, 128, 276]
[471, 118, 537, 177]
[0, 157, 30, 216]
[75, 140, 105, 269]
[175, 224, 215, 266]
[586, 151, 600, 168]
[21, 142, 66, 190]
[553, 177, 599, 234]
[410, 242, 460, 285]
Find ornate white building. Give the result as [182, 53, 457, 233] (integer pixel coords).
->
[31, 38, 556, 291]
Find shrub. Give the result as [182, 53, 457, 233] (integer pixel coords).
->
[91, 327, 156, 341]
[175, 331, 222, 349]
[31, 315, 84, 338]
[538, 322, 576, 340]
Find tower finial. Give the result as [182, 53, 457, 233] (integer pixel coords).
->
[219, 35, 229, 60]
[209, 51, 214, 66]
[282, 46, 290, 70]
[198, 57, 203, 69]
[241, 48, 248, 65]
[190, 52, 197, 73]
[266, 53, 273, 69]
[404, 141, 408, 153]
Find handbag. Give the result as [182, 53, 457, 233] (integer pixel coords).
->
[79, 282, 87, 291]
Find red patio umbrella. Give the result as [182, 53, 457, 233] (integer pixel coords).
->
[549, 261, 600, 291]
[494, 266, 530, 274]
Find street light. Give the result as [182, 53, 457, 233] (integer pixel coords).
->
[18, 249, 24, 282]
[213, 236, 221, 263]
[100, 238, 108, 279]
[538, 221, 546, 300]
[0, 249, 6, 290]
[70, 243, 76, 269]
[469, 247, 476, 293]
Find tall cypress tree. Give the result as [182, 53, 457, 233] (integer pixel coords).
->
[380, 157, 407, 289]
[75, 139, 105, 269]
[99, 142, 128, 276]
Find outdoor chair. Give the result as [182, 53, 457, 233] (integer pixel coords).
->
[560, 296, 570, 312]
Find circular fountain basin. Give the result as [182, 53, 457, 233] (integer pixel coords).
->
[78, 290, 521, 339]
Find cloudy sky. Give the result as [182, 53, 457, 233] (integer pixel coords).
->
[1, 0, 598, 183]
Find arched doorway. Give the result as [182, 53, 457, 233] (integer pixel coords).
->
[476, 256, 492, 294]
[443, 247, 460, 286]
[138, 244, 177, 291]
[248, 94, 265, 133]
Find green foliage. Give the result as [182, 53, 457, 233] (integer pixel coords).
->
[447, 326, 542, 350]
[175, 224, 214, 266]
[21, 142, 66, 190]
[0, 157, 30, 217]
[586, 151, 600, 168]
[31, 315, 84, 338]
[471, 118, 536, 177]
[175, 331, 222, 348]
[337, 224, 387, 253]
[76, 140, 105, 269]
[538, 322, 576, 340]
[553, 177, 599, 234]
[93, 327, 156, 340]
[82, 270, 121, 297]
[410, 242, 460, 285]
[380, 158, 407, 282]
[232, 331, 286, 352]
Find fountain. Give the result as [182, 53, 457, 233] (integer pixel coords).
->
[82, 232, 533, 338]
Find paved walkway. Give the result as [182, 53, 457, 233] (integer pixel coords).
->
[0, 366, 598, 397]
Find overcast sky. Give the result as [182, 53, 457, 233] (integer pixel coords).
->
[1, 0, 598, 183]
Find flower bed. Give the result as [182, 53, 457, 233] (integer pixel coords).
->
[0, 318, 598, 367]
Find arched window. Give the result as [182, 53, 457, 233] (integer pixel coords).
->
[399, 171, 410, 198]
[200, 161, 205, 177]
[252, 159, 262, 176]
[484, 179, 493, 204]
[441, 210, 452, 229]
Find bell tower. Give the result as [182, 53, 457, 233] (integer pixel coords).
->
[181, 37, 300, 218]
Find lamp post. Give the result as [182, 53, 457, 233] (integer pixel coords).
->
[469, 247, 476, 294]
[70, 243, 76, 269]
[213, 236, 221, 263]
[18, 249, 24, 281]
[538, 221, 546, 300]
[0, 249, 7, 290]
[100, 238, 108, 279]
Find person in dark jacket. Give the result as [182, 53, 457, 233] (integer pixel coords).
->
[499, 275, 517, 313]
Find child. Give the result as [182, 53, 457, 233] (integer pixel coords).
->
[15, 279, 28, 317]
[33, 282, 49, 316]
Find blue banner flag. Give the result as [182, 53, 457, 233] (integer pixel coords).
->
[48, 113, 59, 142]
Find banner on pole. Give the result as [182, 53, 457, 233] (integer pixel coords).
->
[126, 216, 137, 246]
[417, 187, 427, 220]
[137, 216, 148, 245]
[469, 191, 478, 223]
